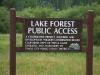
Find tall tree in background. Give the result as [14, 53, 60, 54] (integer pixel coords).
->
[0, 0, 3, 6]
[0, 0, 100, 10]
[2, 0, 16, 8]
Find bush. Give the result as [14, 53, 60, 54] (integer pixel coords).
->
[0, 7, 9, 33]
[0, 3, 100, 45]
[94, 16, 100, 45]
[17, 7, 54, 18]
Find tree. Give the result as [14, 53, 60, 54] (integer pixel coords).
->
[0, 0, 3, 6]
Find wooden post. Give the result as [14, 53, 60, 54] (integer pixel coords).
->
[86, 10, 95, 75]
[10, 8, 16, 75]
[9, 8, 95, 75]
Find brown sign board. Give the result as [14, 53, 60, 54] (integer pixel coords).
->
[24, 19, 83, 51]
[10, 8, 95, 75]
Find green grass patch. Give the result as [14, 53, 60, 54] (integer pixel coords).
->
[0, 34, 100, 75]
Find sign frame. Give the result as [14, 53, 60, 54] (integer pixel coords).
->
[23, 18, 83, 52]
[10, 8, 95, 75]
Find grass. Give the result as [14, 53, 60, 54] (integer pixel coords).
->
[0, 34, 100, 75]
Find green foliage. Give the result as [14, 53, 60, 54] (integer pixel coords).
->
[14, 0, 38, 10]
[17, 7, 54, 18]
[0, 0, 3, 6]
[50, 6, 86, 18]
[1, 0, 100, 10]
[94, 16, 100, 45]
[0, 7, 9, 33]
[2, 0, 16, 8]
[0, 3, 100, 45]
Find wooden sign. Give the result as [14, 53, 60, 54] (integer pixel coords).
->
[24, 19, 82, 51]
[10, 8, 95, 75]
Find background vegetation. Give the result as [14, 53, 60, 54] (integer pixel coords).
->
[0, 0, 100, 45]
[0, 34, 100, 75]
[0, 0, 100, 75]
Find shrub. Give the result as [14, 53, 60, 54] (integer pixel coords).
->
[0, 7, 9, 33]
[94, 16, 100, 45]
[0, 3, 100, 45]
[17, 7, 54, 18]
